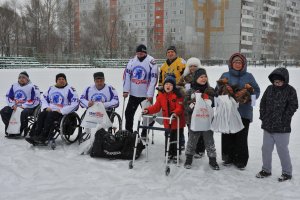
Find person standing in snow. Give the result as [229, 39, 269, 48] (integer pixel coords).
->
[159, 46, 186, 150]
[143, 75, 185, 162]
[123, 44, 158, 133]
[0, 71, 40, 137]
[178, 57, 206, 159]
[28, 73, 79, 144]
[183, 68, 219, 170]
[256, 68, 298, 182]
[216, 53, 260, 170]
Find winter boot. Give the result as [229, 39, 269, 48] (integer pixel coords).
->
[278, 173, 292, 182]
[184, 154, 193, 169]
[209, 157, 220, 170]
[256, 170, 271, 178]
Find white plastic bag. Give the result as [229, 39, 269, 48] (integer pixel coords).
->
[78, 128, 94, 155]
[211, 95, 244, 134]
[7, 107, 23, 135]
[141, 100, 154, 126]
[81, 102, 112, 129]
[190, 93, 213, 131]
[229, 98, 244, 133]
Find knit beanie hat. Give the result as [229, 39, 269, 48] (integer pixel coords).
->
[19, 71, 29, 79]
[164, 75, 176, 87]
[56, 73, 67, 82]
[136, 44, 147, 53]
[166, 46, 177, 54]
[93, 72, 105, 79]
[193, 68, 207, 81]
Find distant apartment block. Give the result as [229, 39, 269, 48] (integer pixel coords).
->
[78, 0, 300, 60]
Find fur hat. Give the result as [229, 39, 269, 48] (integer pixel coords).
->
[164, 75, 176, 87]
[183, 57, 202, 77]
[136, 44, 147, 53]
[56, 73, 67, 82]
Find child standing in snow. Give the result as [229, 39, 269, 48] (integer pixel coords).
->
[183, 68, 219, 170]
[143, 75, 185, 162]
[178, 57, 206, 159]
[256, 68, 298, 182]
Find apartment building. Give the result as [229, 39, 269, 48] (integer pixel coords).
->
[78, 0, 300, 60]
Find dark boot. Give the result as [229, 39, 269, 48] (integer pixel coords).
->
[184, 154, 193, 169]
[278, 173, 292, 182]
[209, 157, 220, 170]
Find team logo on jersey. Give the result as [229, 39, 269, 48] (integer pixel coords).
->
[14, 90, 27, 105]
[91, 93, 107, 102]
[50, 92, 64, 107]
[132, 66, 148, 84]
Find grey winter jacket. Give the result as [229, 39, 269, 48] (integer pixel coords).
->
[260, 68, 298, 133]
[218, 61, 260, 122]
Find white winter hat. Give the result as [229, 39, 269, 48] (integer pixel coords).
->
[183, 57, 202, 77]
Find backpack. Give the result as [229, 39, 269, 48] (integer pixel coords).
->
[90, 129, 145, 160]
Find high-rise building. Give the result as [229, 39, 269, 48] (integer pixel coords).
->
[78, 0, 300, 60]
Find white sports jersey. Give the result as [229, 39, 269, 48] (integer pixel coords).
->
[80, 84, 119, 109]
[6, 82, 40, 108]
[123, 55, 158, 97]
[41, 85, 79, 115]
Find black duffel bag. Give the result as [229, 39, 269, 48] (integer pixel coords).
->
[90, 129, 145, 160]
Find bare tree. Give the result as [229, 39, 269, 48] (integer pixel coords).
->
[266, 14, 288, 60]
[81, 0, 136, 58]
[57, 0, 75, 55]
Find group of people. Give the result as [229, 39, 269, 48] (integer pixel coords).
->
[0, 71, 119, 144]
[1, 44, 298, 182]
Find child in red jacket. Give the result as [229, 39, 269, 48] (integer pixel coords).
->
[143, 75, 185, 162]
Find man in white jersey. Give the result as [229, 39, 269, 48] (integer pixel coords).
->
[123, 44, 158, 133]
[80, 72, 119, 116]
[0, 71, 40, 138]
[29, 73, 79, 144]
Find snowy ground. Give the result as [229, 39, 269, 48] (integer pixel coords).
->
[0, 66, 299, 200]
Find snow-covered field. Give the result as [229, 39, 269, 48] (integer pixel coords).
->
[0, 66, 299, 200]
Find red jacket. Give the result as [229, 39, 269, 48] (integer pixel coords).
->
[146, 91, 185, 129]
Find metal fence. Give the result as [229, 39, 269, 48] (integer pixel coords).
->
[1, 56, 299, 69]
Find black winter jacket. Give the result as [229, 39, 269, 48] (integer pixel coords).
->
[260, 68, 298, 133]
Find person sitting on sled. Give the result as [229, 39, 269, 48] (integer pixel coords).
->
[143, 75, 185, 162]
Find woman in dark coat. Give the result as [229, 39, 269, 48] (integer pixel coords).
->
[216, 53, 260, 169]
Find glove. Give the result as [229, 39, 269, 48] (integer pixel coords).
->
[202, 93, 209, 100]
[234, 89, 251, 104]
[142, 109, 149, 115]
